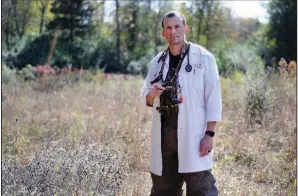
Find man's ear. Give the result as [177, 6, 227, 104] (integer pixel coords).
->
[185, 25, 189, 34]
[161, 29, 165, 38]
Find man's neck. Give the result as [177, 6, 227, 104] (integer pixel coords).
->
[168, 40, 187, 56]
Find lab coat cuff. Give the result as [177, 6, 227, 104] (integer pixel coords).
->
[206, 113, 221, 122]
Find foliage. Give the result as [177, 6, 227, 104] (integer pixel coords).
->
[179, 1, 232, 49]
[2, 62, 17, 84]
[229, 17, 261, 41]
[17, 64, 36, 81]
[244, 57, 268, 126]
[247, 24, 276, 69]
[231, 70, 244, 85]
[47, 0, 94, 41]
[126, 54, 153, 76]
[13, 34, 51, 69]
[1, 0, 296, 75]
[2, 34, 39, 68]
[1, 0, 54, 51]
[13, 35, 119, 72]
[211, 38, 237, 75]
[212, 38, 260, 76]
[267, 0, 297, 62]
[2, 146, 127, 195]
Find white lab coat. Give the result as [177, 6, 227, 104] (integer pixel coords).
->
[141, 43, 222, 176]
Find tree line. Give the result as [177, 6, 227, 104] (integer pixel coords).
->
[1, 0, 296, 75]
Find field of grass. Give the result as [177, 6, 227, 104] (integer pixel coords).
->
[2, 71, 296, 195]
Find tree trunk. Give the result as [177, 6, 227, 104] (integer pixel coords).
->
[70, 2, 74, 42]
[20, 0, 31, 37]
[205, 2, 212, 48]
[115, 0, 121, 69]
[39, 4, 46, 34]
[154, 1, 162, 55]
[129, 4, 137, 52]
[5, 24, 10, 51]
[46, 30, 59, 66]
[147, 0, 151, 10]
[5, 7, 12, 51]
[100, 0, 105, 23]
[11, 0, 21, 37]
[196, 1, 205, 43]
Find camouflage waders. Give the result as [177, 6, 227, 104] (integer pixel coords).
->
[150, 115, 219, 196]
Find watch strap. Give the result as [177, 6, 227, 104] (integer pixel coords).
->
[205, 130, 215, 137]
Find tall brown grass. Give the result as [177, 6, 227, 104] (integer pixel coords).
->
[2, 70, 296, 195]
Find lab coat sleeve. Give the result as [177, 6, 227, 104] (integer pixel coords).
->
[141, 59, 156, 107]
[204, 55, 222, 122]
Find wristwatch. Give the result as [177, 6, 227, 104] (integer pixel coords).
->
[205, 130, 215, 137]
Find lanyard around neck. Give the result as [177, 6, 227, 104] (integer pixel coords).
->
[158, 43, 190, 84]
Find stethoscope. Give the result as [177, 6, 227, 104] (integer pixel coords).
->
[156, 44, 193, 82]
[149, 44, 195, 105]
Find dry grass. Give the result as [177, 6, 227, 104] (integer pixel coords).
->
[2, 72, 296, 195]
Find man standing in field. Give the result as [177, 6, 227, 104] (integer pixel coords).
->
[142, 11, 222, 196]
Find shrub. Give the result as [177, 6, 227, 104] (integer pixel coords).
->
[17, 65, 36, 81]
[244, 57, 268, 126]
[231, 70, 244, 85]
[2, 145, 128, 195]
[2, 63, 17, 84]
[13, 34, 51, 69]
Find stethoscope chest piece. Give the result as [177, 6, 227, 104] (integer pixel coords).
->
[185, 63, 192, 72]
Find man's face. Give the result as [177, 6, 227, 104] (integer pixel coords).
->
[161, 15, 189, 45]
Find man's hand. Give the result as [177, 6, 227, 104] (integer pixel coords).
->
[146, 84, 166, 105]
[199, 135, 213, 157]
[150, 84, 166, 97]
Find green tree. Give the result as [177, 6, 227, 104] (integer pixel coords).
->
[230, 17, 261, 41]
[179, 1, 232, 50]
[36, 0, 51, 34]
[2, 0, 35, 51]
[267, 0, 297, 63]
[47, 0, 93, 41]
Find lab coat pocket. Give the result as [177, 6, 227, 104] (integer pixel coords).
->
[190, 66, 205, 89]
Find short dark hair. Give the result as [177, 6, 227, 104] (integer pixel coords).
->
[161, 11, 186, 29]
